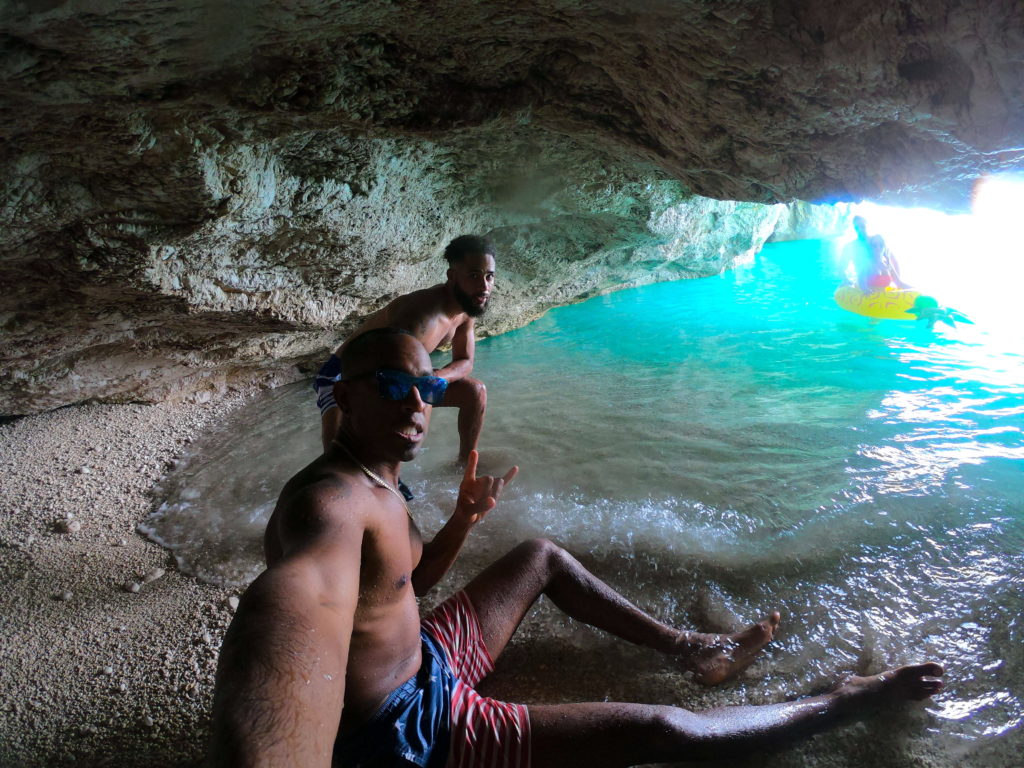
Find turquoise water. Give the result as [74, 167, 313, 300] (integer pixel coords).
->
[144, 239, 1023, 752]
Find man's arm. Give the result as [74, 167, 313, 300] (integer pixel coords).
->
[210, 497, 362, 767]
[412, 451, 517, 595]
[433, 318, 475, 382]
[882, 249, 911, 289]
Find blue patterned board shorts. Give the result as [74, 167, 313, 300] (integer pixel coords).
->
[314, 354, 343, 414]
[333, 593, 531, 768]
[333, 629, 454, 768]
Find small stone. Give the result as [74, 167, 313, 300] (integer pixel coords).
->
[227, 596, 239, 611]
[143, 567, 165, 583]
[57, 590, 73, 602]
[78, 466, 92, 475]
[124, 582, 141, 594]
[118, 681, 128, 692]
[57, 519, 82, 534]
[101, 666, 114, 676]
[142, 715, 154, 728]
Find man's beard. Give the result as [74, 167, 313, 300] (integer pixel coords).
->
[453, 284, 488, 317]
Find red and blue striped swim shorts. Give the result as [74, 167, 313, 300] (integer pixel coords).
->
[422, 591, 532, 768]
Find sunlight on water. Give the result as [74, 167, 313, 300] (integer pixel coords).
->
[142, 239, 1024, 751]
[852, 175, 1024, 332]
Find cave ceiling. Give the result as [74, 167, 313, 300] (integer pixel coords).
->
[1, 0, 1022, 413]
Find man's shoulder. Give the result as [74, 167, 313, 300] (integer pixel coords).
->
[284, 472, 351, 507]
[391, 283, 448, 313]
[277, 462, 371, 526]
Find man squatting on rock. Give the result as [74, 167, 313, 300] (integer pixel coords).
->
[314, 235, 495, 461]
[210, 327, 945, 768]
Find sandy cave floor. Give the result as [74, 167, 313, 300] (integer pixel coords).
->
[0, 396, 1015, 768]
[0, 398, 243, 768]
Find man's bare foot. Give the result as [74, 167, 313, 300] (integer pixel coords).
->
[832, 662, 945, 707]
[682, 612, 782, 686]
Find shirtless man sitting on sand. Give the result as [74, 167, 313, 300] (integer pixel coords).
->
[211, 327, 945, 768]
[315, 235, 495, 462]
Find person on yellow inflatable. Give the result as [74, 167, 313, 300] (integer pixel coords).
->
[844, 216, 912, 291]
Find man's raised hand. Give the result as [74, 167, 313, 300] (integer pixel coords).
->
[455, 450, 519, 524]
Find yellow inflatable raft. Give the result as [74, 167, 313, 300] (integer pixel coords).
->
[834, 285, 922, 320]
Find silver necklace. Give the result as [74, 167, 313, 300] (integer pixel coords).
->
[332, 438, 411, 515]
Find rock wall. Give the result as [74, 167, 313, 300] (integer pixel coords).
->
[2, 1, 1021, 414]
[3, 127, 816, 414]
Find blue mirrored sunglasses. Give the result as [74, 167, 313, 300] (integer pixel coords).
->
[346, 368, 448, 405]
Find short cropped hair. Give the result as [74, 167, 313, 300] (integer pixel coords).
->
[443, 235, 496, 266]
[340, 327, 416, 376]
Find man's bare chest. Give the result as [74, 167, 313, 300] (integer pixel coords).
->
[356, 515, 422, 605]
[415, 317, 460, 353]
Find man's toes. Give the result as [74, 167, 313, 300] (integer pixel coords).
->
[899, 662, 944, 681]
[912, 678, 944, 700]
[895, 663, 945, 700]
[750, 612, 780, 644]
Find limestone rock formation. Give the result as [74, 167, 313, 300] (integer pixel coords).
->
[2, 1, 1022, 414]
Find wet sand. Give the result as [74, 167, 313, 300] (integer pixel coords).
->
[0, 397, 1011, 767]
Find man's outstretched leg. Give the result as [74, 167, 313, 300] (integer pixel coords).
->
[440, 376, 487, 462]
[462, 538, 780, 685]
[527, 663, 944, 767]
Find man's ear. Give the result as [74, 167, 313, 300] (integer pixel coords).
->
[446, 266, 455, 283]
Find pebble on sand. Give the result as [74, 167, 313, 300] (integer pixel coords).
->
[227, 596, 240, 611]
[56, 519, 81, 534]
[124, 582, 141, 594]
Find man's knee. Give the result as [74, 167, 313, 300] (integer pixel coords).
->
[463, 377, 486, 410]
[511, 538, 568, 572]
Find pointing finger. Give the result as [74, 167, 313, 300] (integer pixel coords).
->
[463, 450, 479, 484]
[502, 465, 519, 485]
